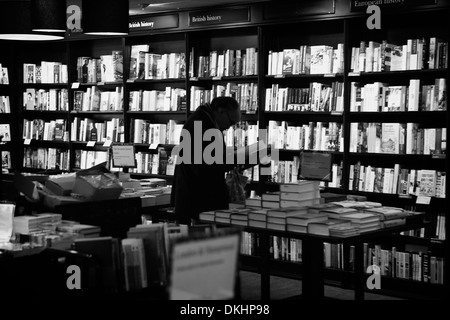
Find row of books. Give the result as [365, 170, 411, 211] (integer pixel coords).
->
[350, 78, 446, 112]
[265, 82, 344, 112]
[22, 119, 67, 141]
[131, 119, 183, 145]
[124, 222, 188, 291]
[70, 117, 124, 143]
[268, 120, 343, 152]
[363, 243, 444, 284]
[401, 212, 446, 241]
[23, 147, 70, 170]
[189, 85, 258, 112]
[241, 231, 304, 263]
[224, 121, 259, 149]
[349, 163, 446, 198]
[242, 230, 445, 280]
[0, 63, 9, 84]
[268, 44, 344, 76]
[349, 122, 446, 155]
[128, 88, 187, 112]
[0, 96, 10, 113]
[77, 52, 123, 83]
[194, 47, 258, 78]
[73, 150, 110, 170]
[129, 45, 186, 80]
[350, 37, 448, 73]
[24, 88, 69, 111]
[128, 149, 177, 176]
[23, 62, 68, 84]
[73, 86, 124, 112]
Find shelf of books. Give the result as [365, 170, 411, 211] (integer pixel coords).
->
[0, 58, 12, 172]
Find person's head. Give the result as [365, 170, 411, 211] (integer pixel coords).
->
[210, 96, 241, 131]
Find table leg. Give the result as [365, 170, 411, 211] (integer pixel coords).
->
[302, 238, 324, 299]
[354, 242, 365, 300]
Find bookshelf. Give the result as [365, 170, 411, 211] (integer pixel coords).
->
[2, 0, 448, 299]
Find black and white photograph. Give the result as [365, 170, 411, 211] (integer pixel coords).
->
[0, 0, 448, 316]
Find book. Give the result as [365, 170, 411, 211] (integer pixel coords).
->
[0, 124, 11, 141]
[286, 212, 328, 226]
[73, 236, 122, 294]
[267, 206, 309, 218]
[339, 212, 381, 224]
[279, 180, 320, 193]
[364, 206, 408, 221]
[307, 218, 352, 236]
[121, 238, 148, 291]
[1, 67, 9, 84]
[127, 223, 169, 286]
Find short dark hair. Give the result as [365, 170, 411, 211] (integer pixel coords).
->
[210, 96, 239, 111]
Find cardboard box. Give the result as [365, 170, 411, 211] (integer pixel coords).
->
[44, 173, 76, 196]
[71, 163, 123, 201]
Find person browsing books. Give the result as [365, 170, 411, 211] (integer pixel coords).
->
[171, 96, 256, 225]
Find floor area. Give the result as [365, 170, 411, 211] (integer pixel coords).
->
[238, 270, 405, 300]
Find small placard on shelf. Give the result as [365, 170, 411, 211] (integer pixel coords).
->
[416, 196, 431, 205]
[331, 111, 343, 115]
[103, 140, 112, 147]
[97, 82, 105, 86]
[212, 76, 222, 80]
[86, 141, 96, 147]
[348, 72, 360, 76]
[432, 154, 446, 159]
[126, 79, 135, 83]
[149, 143, 158, 150]
[112, 144, 136, 168]
[71, 82, 80, 89]
[274, 74, 285, 78]
[24, 139, 31, 145]
[324, 73, 336, 77]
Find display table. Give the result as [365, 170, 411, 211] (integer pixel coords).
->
[201, 213, 429, 300]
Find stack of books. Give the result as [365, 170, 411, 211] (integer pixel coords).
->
[307, 217, 353, 236]
[266, 206, 310, 231]
[363, 206, 410, 228]
[248, 209, 268, 228]
[279, 181, 321, 208]
[286, 212, 329, 233]
[245, 196, 262, 208]
[260, 191, 280, 209]
[57, 221, 101, 238]
[328, 224, 360, 237]
[13, 214, 61, 234]
[339, 212, 382, 233]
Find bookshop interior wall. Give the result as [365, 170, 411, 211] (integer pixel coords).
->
[0, 0, 449, 300]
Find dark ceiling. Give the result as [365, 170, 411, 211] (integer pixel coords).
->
[128, 0, 269, 15]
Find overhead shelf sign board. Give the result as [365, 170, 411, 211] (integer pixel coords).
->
[129, 14, 179, 31]
[350, 0, 437, 12]
[188, 7, 250, 26]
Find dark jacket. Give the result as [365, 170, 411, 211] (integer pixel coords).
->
[171, 104, 234, 224]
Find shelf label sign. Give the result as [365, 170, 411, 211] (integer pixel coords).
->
[188, 7, 250, 26]
[351, 0, 437, 12]
[129, 14, 179, 31]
